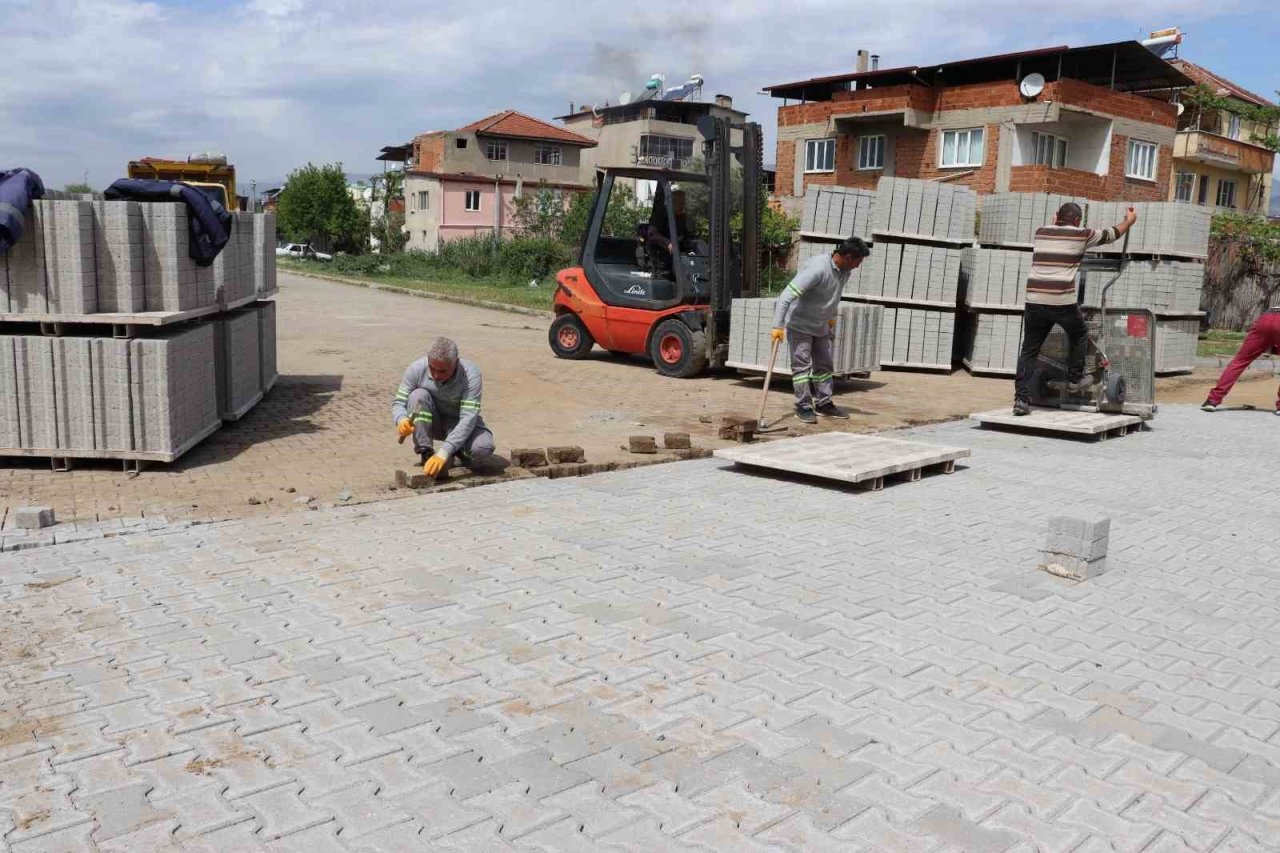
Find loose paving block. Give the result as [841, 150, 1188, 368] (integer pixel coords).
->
[1040, 512, 1112, 580]
[715, 431, 970, 489]
[718, 416, 756, 442]
[510, 448, 548, 468]
[627, 435, 658, 454]
[970, 407, 1143, 440]
[12, 506, 55, 529]
[546, 446, 585, 464]
[663, 432, 691, 450]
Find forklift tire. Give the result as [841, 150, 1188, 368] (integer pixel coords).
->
[649, 318, 707, 378]
[549, 314, 594, 359]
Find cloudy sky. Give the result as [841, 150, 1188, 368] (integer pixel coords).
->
[1, 0, 1276, 201]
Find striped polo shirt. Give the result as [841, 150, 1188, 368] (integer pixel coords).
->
[1025, 225, 1119, 307]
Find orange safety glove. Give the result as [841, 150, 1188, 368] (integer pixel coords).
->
[829, 317, 837, 329]
[422, 455, 446, 477]
[396, 417, 413, 438]
[770, 327, 785, 344]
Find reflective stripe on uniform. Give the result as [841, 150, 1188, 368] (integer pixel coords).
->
[414, 413, 432, 422]
[791, 373, 811, 384]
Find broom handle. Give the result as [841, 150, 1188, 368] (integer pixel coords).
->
[758, 336, 780, 426]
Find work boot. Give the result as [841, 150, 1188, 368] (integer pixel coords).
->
[1013, 399, 1032, 417]
[1200, 400, 1219, 412]
[795, 405, 818, 425]
[816, 402, 850, 419]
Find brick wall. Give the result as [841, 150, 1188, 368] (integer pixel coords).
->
[414, 133, 445, 173]
[776, 140, 796, 198]
[1010, 166, 1109, 198]
[1056, 78, 1177, 127]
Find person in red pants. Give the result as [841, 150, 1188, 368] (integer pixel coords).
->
[1202, 308, 1280, 414]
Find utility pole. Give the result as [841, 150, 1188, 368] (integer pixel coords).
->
[250, 180, 258, 212]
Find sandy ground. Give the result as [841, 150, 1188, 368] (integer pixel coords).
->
[2, 271, 1275, 527]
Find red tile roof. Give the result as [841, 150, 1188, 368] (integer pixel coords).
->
[456, 110, 597, 147]
[1171, 59, 1275, 108]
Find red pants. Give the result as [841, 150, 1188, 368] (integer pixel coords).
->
[1207, 312, 1280, 406]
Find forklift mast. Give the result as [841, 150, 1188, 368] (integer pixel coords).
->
[698, 116, 763, 368]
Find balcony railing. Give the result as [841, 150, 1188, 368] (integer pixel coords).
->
[632, 149, 694, 170]
[1178, 131, 1275, 175]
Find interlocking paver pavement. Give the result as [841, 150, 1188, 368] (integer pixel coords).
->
[3, 405, 1280, 850]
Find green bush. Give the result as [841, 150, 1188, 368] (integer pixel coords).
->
[332, 235, 572, 284]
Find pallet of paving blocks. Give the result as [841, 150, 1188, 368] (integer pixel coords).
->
[800, 185, 876, 240]
[961, 246, 1031, 310]
[1084, 201, 1211, 259]
[1153, 314, 1203, 375]
[870, 177, 976, 244]
[726, 298, 883, 377]
[0, 325, 223, 467]
[849, 241, 965, 307]
[874, 305, 956, 372]
[1, 198, 278, 320]
[1078, 258, 1204, 314]
[977, 192, 1088, 248]
[962, 311, 1023, 376]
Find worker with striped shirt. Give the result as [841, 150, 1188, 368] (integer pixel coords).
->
[393, 337, 495, 479]
[1014, 203, 1137, 416]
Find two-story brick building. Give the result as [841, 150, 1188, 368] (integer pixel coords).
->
[1166, 59, 1277, 214]
[766, 41, 1193, 215]
[400, 111, 597, 252]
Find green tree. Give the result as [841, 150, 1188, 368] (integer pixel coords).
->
[561, 182, 648, 250]
[511, 183, 569, 241]
[64, 182, 93, 194]
[276, 162, 366, 253]
[371, 171, 407, 254]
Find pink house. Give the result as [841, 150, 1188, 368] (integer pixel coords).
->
[401, 110, 597, 252]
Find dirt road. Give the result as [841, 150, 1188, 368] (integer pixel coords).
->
[1, 272, 1273, 526]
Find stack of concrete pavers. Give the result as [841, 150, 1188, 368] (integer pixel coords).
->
[1086, 202, 1210, 375]
[727, 298, 882, 377]
[1, 196, 279, 464]
[838, 177, 977, 371]
[978, 193, 1087, 247]
[214, 308, 264, 420]
[130, 325, 221, 454]
[793, 187, 876, 290]
[1040, 513, 1111, 580]
[962, 311, 1023, 376]
[257, 300, 278, 391]
[92, 200, 147, 312]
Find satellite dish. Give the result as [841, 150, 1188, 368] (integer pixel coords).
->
[1176, 102, 1186, 116]
[1019, 73, 1046, 98]
[619, 90, 633, 105]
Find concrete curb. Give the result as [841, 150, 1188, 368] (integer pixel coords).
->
[280, 267, 554, 319]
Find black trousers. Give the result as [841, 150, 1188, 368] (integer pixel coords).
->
[1015, 303, 1088, 402]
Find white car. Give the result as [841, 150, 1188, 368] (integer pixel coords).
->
[275, 243, 332, 262]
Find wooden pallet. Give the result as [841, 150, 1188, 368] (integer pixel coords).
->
[0, 290, 278, 336]
[0, 419, 223, 473]
[714, 432, 970, 491]
[969, 407, 1144, 440]
[961, 357, 1016, 377]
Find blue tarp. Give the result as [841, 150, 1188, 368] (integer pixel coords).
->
[104, 178, 233, 266]
[0, 168, 46, 255]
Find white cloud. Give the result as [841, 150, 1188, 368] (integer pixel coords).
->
[0, 0, 1264, 189]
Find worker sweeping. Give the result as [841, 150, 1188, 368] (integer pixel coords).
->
[393, 337, 495, 479]
[1014, 203, 1137, 416]
[771, 237, 871, 424]
[1201, 307, 1280, 414]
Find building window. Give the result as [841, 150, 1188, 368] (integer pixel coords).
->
[417, 191, 429, 210]
[1125, 140, 1157, 181]
[1197, 174, 1209, 205]
[857, 135, 885, 170]
[485, 140, 507, 161]
[1031, 131, 1068, 168]
[535, 145, 562, 166]
[805, 138, 836, 173]
[940, 128, 985, 168]
[1174, 172, 1196, 203]
[1228, 114, 1241, 141]
[1217, 179, 1237, 209]
[465, 190, 481, 212]
[638, 135, 694, 168]
[456, 138, 467, 149]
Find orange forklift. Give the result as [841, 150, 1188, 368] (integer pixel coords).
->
[548, 117, 763, 377]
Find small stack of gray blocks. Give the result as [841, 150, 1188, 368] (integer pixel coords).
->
[963, 312, 1023, 375]
[870, 177, 976, 243]
[727, 298, 882, 377]
[1, 198, 278, 463]
[1040, 513, 1111, 581]
[1153, 316, 1201, 374]
[877, 306, 956, 369]
[801, 186, 875, 239]
[961, 247, 1033, 309]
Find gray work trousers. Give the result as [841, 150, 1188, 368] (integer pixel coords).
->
[407, 389, 495, 466]
[788, 330, 835, 410]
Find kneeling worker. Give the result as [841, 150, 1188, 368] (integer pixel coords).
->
[770, 237, 871, 424]
[393, 337, 495, 478]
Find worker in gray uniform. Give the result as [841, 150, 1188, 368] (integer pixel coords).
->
[771, 237, 871, 424]
[393, 337, 495, 478]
